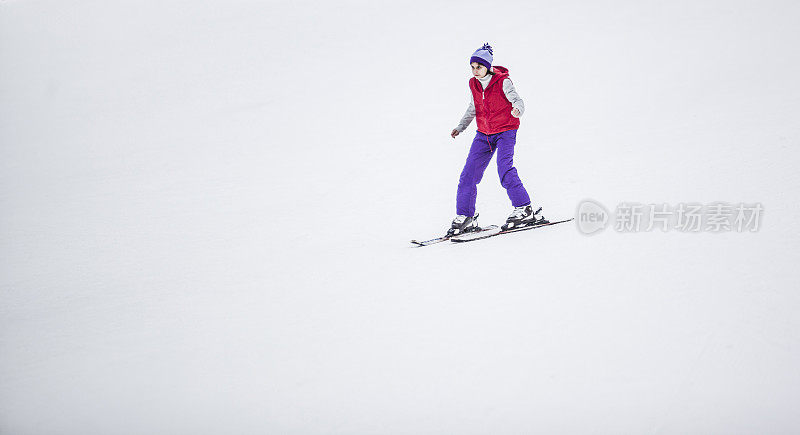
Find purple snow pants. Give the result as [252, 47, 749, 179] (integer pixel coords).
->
[456, 129, 530, 216]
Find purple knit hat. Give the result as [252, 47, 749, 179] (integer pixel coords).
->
[470, 43, 493, 70]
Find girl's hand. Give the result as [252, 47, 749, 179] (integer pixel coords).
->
[511, 108, 521, 118]
[451, 129, 460, 138]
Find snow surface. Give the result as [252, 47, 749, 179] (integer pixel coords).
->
[2, 0, 800, 433]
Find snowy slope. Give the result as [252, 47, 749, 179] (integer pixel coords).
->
[2, 0, 800, 434]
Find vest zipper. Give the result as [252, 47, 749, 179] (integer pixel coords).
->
[483, 88, 491, 133]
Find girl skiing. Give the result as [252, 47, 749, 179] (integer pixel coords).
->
[447, 43, 542, 237]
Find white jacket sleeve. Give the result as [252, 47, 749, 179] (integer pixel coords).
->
[454, 100, 475, 133]
[503, 78, 525, 116]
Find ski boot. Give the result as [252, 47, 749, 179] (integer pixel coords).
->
[446, 213, 479, 237]
[501, 204, 547, 231]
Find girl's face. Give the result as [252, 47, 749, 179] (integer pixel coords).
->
[471, 62, 489, 78]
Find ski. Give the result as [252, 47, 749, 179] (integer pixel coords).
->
[448, 225, 501, 242]
[410, 236, 450, 247]
[410, 225, 499, 247]
[450, 218, 574, 243]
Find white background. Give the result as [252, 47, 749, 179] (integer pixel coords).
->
[2, 0, 799, 433]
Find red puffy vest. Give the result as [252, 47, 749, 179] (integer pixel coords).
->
[469, 65, 520, 135]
